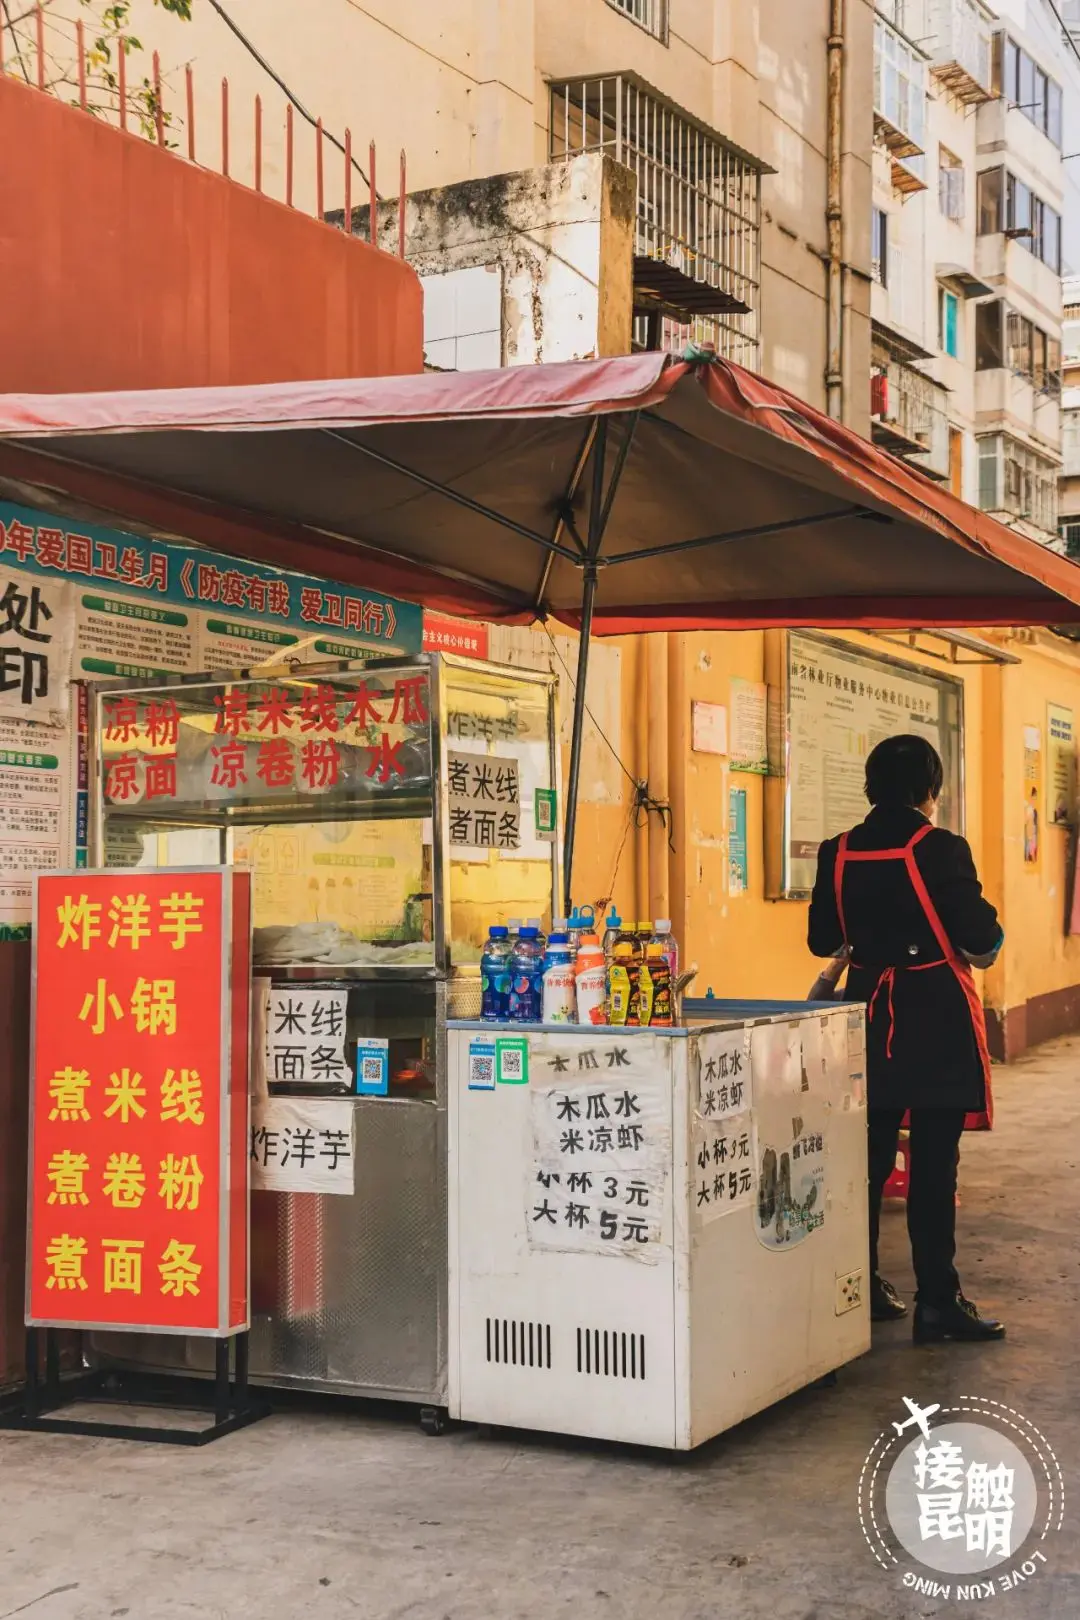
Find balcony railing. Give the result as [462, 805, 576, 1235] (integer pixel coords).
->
[1062, 408, 1080, 478]
[549, 74, 762, 367]
[874, 14, 928, 160]
[605, 0, 668, 42]
[872, 361, 951, 478]
[926, 0, 995, 104]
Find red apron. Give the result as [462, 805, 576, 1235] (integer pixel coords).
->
[834, 824, 993, 1131]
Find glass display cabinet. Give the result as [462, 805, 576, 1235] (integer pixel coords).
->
[86, 653, 559, 1407]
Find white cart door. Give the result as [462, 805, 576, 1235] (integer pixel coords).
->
[448, 1027, 678, 1448]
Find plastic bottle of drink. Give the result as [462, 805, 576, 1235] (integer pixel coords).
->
[480, 925, 512, 1023]
[541, 931, 576, 1024]
[509, 926, 544, 1023]
[526, 916, 547, 952]
[652, 919, 679, 985]
[608, 939, 635, 1026]
[575, 933, 607, 1026]
[507, 919, 522, 944]
[601, 908, 622, 964]
[646, 942, 673, 1026]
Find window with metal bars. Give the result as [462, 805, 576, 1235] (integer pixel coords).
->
[977, 432, 1059, 535]
[605, 0, 668, 43]
[548, 75, 761, 368]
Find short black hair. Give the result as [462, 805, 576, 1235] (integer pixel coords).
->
[865, 734, 944, 808]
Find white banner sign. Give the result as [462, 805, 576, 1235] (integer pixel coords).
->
[266, 987, 350, 1088]
[695, 1028, 751, 1119]
[527, 1033, 671, 1259]
[0, 571, 73, 722]
[692, 1119, 756, 1225]
[447, 748, 520, 850]
[251, 1097, 356, 1193]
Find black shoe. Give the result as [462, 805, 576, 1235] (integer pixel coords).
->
[870, 1276, 907, 1322]
[913, 1292, 1006, 1344]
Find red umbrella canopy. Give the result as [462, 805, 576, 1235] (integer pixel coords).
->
[0, 350, 1077, 630]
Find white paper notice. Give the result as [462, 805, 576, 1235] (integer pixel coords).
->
[691, 1117, 756, 1225]
[251, 1097, 356, 1193]
[527, 1033, 671, 1259]
[447, 748, 521, 851]
[266, 987, 350, 1088]
[695, 1028, 751, 1119]
[0, 572, 74, 722]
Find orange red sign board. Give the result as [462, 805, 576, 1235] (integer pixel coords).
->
[27, 869, 251, 1336]
[422, 614, 489, 660]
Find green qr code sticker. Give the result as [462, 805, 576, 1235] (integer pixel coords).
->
[496, 1037, 529, 1085]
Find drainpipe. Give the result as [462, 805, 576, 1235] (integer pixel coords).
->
[826, 0, 846, 420]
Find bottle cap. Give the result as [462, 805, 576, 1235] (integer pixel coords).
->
[519, 926, 539, 939]
[547, 933, 569, 945]
[526, 917, 542, 929]
[605, 909, 622, 928]
[654, 919, 672, 932]
[508, 919, 522, 931]
[552, 918, 568, 932]
[489, 925, 509, 938]
[578, 933, 600, 948]
[637, 921, 653, 933]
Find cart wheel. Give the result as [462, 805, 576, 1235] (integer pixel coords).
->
[419, 1405, 448, 1436]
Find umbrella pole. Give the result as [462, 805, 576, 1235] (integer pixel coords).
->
[563, 563, 597, 918]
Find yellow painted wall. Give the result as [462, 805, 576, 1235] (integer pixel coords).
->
[549, 625, 1080, 1045]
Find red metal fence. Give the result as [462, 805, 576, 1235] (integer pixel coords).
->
[0, 1, 407, 254]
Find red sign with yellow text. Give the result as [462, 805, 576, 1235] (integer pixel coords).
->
[28, 869, 251, 1336]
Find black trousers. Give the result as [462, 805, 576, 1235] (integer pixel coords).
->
[868, 1107, 967, 1306]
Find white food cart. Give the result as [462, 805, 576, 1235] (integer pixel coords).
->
[447, 1002, 870, 1450]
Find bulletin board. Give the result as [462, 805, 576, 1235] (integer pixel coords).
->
[764, 631, 964, 899]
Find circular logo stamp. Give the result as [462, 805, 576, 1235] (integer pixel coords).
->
[860, 1397, 1065, 1601]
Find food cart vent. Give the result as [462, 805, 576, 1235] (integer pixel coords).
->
[485, 1317, 553, 1370]
[576, 1327, 646, 1381]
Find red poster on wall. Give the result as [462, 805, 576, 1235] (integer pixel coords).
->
[27, 869, 251, 1337]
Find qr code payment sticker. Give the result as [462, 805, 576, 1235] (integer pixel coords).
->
[500, 1048, 523, 1079]
[361, 1058, 383, 1085]
[468, 1042, 496, 1090]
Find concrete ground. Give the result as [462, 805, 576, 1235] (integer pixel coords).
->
[1, 1038, 1078, 1620]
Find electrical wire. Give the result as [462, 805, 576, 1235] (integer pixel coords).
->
[0, 0, 31, 82]
[540, 622, 639, 793]
[203, 0, 379, 197]
[539, 621, 676, 916]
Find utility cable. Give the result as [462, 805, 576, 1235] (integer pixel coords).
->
[203, 0, 379, 196]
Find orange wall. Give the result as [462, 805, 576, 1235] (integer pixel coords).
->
[0, 77, 423, 392]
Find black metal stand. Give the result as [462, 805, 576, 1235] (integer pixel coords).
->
[0, 1327, 269, 1446]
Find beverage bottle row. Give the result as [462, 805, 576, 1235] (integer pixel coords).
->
[480, 912, 678, 1027]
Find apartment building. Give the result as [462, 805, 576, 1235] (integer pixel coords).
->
[79, 0, 875, 428]
[870, 0, 1079, 546]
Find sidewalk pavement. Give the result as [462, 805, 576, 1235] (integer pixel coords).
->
[1, 1037, 1077, 1620]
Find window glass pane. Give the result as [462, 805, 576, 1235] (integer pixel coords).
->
[872, 208, 888, 284]
[1033, 328, 1048, 390]
[1013, 179, 1032, 237]
[1019, 50, 1035, 115]
[976, 300, 1004, 369]
[1005, 38, 1020, 101]
[1048, 82, 1063, 148]
[941, 291, 959, 358]
[978, 167, 1003, 234]
[978, 437, 1001, 510]
[1034, 68, 1048, 132]
[1045, 208, 1061, 272]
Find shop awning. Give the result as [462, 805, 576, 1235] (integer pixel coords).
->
[0, 349, 1078, 633]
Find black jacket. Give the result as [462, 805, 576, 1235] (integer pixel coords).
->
[808, 806, 1000, 1110]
